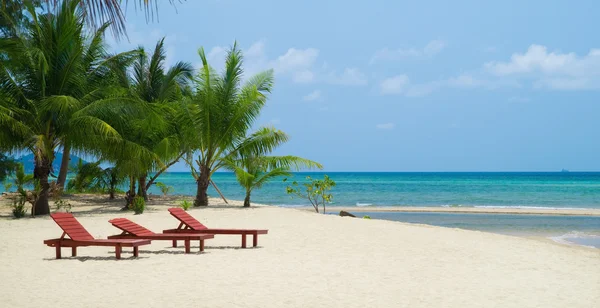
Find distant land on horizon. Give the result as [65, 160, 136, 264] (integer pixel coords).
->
[11, 153, 597, 174]
[14, 153, 89, 174]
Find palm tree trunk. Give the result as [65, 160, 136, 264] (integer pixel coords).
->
[33, 155, 51, 216]
[124, 175, 136, 209]
[137, 175, 147, 200]
[194, 165, 210, 207]
[243, 190, 251, 207]
[56, 142, 70, 192]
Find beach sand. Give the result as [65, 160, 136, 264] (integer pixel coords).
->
[0, 195, 599, 308]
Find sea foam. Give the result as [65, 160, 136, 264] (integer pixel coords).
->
[550, 231, 600, 249]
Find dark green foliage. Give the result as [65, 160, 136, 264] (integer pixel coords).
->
[13, 163, 33, 193]
[0, 153, 16, 182]
[67, 159, 104, 193]
[179, 200, 192, 211]
[98, 167, 125, 199]
[131, 196, 145, 214]
[11, 197, 26, 218]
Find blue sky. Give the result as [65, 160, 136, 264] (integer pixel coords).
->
[112, 0, 599, 172]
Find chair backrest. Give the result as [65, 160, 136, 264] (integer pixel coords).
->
[168, 208, 208, 230]
[108, 218, 155, 236]
[50, 213, 95, 241]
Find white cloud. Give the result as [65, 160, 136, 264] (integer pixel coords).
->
[202, 41, 366, 86]
[370, 40, 446, 64]
[376, 123, 395, 130]
[327, 68, 368, 86]
[379, 73, 502, 97]
[423, 40, 446, 56]
[272, 48, 319, 74]
[484, 44, 600, 90]
[303, 90, 323, 101]
[380, 75, 410, 94]
[206, 46, 227, 64]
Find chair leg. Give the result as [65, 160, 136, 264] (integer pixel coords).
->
[241, 234, 247, 248]
[71, 247, 77, 257]
[55, 244, 62, 259]
[133, 246, 139, 258]
[199, 239, 204, 252]
[172, 240, 177, 248]
[253, 234, 258, 247]
[185, 239, 190, 253]
[115, 245, 121, 259]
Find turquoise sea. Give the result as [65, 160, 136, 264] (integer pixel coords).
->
[147, 172, 600, 209]
[145, 171, 600, 248]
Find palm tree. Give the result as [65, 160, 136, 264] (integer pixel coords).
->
[0, 0, 142, 214]
[41, 0, 184, 37]
[98, 166, 125, 199]
[224, 127, 322, 207]
[114, 38, 192, 200]
[182, 43, 275, 206]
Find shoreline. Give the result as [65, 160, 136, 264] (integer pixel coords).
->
[300, 206, 600, 216]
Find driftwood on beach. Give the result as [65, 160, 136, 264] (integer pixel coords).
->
[339, 210, 356, 217]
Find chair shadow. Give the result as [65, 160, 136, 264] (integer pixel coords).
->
[43, 254, 149, 262]
[138, 249, 209, 255]
[203, 245, 262, 250]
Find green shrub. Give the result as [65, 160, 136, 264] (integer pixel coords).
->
[179, 200, 192, 211]
[363, 215, 371, 219]
[3, 181, 13, 193]
[132, 196, 145, 214]
[12, 197, 26, 218]
[54, 199, 72, 213]
[156, 182, 174, 196]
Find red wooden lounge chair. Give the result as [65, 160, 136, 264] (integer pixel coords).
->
[43, 213, 151, 260]
[107, 218, 214, 253]
[164, 208, 268, 248]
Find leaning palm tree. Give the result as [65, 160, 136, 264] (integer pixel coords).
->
[223, 127, 323, 207]
[181, 43, 274, 206]
[0, 0, 145, 214]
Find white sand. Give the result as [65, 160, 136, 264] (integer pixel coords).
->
[0, 197, 599, 308]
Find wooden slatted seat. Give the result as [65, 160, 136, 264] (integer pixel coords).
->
[163, 208, 268, 248]
[107, 218, 214, 253]
[43, 213, 151, 259]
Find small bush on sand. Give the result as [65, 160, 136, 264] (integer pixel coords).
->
[285, 175, 336, 213]
[363, 215, 371, 219]
[54, 199, 72, 213]
[179, 200, 192, 211]
[132, 196, 145, 214]
[12, 197, 26, 218]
